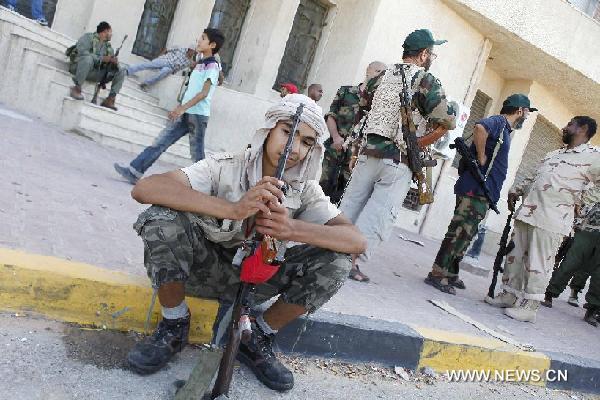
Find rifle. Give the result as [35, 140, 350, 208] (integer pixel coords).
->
[91, 35, 128, 104]
[449, 137, 500, 214]
[487, 210, 514, 298]
[399, 67, 436, 205]
[175, 104, 305, 400]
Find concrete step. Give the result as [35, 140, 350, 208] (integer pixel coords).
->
[0, 18, 161, 106]
[33, 63, 168, 120]
[60, 98, 192, 167]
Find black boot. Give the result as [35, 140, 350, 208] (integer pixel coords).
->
[237, 321, 294, 392]
[128, 313, 190, 374]
[541, 293, 553, 308]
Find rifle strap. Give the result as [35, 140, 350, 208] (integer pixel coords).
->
[484, 118, 508, 180]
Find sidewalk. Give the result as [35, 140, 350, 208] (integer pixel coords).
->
[1, 104, 599, 394]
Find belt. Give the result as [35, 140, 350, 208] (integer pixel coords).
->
[361, 148, 409, 166]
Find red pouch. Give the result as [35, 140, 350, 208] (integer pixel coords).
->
[240, 245, 280, 284]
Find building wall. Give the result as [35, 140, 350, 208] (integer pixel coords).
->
[478, 66, 504, 114]
[450, 0, 600, 84]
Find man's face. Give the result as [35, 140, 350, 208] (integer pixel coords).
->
[100, 28, 112, 41]
[197, 33, 213, 54]
[562, 119, 584, 145]
[421, 48, 436, 72]
[186, 48, 196, 59]
[309, 85, 323, 102]
[280, 87, 290, 98]
[365, 62, 385, 81]
[513, 108, 530, 130]
[264, 121, 317, 172]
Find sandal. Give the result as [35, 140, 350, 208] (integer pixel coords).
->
[424, 273, 456, 295]
[448, 276, 466, 289]
[348, 267, 370, 283]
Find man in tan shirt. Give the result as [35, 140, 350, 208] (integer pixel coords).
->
[486, 116, 600, 323]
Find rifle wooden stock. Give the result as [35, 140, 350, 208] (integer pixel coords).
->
[418, 125, 448, 148]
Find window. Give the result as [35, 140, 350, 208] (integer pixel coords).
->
[132, 0, 179, 60]
[452, 90, 491, 168]
[273, 0, 328, 92]
[513, 116, 563, 188]
[208, 0, 251, 76]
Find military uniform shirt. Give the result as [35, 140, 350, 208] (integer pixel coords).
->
[325, 85, 361, 138]
[181, 152, 341, 248]
[357, 63, 456, 155]
[512, 143, 600, 235]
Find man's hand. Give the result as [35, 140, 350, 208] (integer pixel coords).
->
[255, 200, 294, 241]
[232, 177, 285, 220]
[332, 136, 345, 152]
[507, 192, 520, 212]
[168, 105, 187, 121]
[574, 204, 582, 218]
[101, 55, 113, 63]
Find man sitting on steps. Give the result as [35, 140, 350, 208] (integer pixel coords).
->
[67, 21, 126, 111]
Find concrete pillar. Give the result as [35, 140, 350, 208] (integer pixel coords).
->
[166, 0, 215, 49]
[222, 0, 298, 95]
[52, 0, 96, 39]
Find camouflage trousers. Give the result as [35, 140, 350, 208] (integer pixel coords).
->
[319, 139, 352, 203]
[134, 206, 352, 313]
[433, 195, 488, 278]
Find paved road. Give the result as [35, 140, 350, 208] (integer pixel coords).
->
[1, 103, 598, 363]
[1, 313, 596, 400]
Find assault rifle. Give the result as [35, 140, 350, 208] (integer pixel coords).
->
[487, 210, 514, 298]
[399, 67, 436, 204]
[174, 104, 305, 400]
[449, 137, 500, 214]
[91, 35, 128, 104]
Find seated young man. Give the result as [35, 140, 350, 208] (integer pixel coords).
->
[126, 94, 366, 392]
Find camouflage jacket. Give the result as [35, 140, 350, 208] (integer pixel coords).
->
[576, 202, 600, 233]
[325, 85, 361, 139]
[69, 32, 114, 66]
[356, 63, 456, 155]
[512, 143, 600, 235]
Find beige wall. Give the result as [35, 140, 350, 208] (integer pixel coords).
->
[166, 0, 214, 50]
[305, 0, 381, 110]
[478, 66, 504, 114]
[52, 0, 95, 38]
[450, 0, 600, 84]
[357, 0, 485, 103]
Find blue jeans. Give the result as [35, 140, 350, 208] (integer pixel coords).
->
[466, 225, 486, 258]
[129, 113, 208, 175]
[127, 58, 174, 86]
[6, 0, 45, 19]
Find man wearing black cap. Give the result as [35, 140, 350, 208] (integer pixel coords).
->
[425, 94, 536, 294]
[340, 29, 456, 282]
[487, 116, 600, 323]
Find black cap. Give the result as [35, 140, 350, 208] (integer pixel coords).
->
[403, 29, 447, 51]
[503, 94, 537, 112]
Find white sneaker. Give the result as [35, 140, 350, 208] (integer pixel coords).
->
[485, 290, 517, 308]
[505, 299, 540, 323]
[462, 255, 479, 266]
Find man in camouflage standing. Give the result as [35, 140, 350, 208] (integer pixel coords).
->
[340, 29, 456, 282]
[426, 94, 535, 294]
[319, 61, 386, 204]
[542, 202, 600, 316]
[486, 116, 600, 323]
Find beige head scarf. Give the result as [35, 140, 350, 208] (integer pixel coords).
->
[245, 94, 327, 193]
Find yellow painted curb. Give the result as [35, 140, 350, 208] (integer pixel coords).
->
[0, 248, 218, 343]
[413, 326, 551, 386]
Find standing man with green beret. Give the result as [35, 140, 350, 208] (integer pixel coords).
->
[340, 29, 457, 282]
